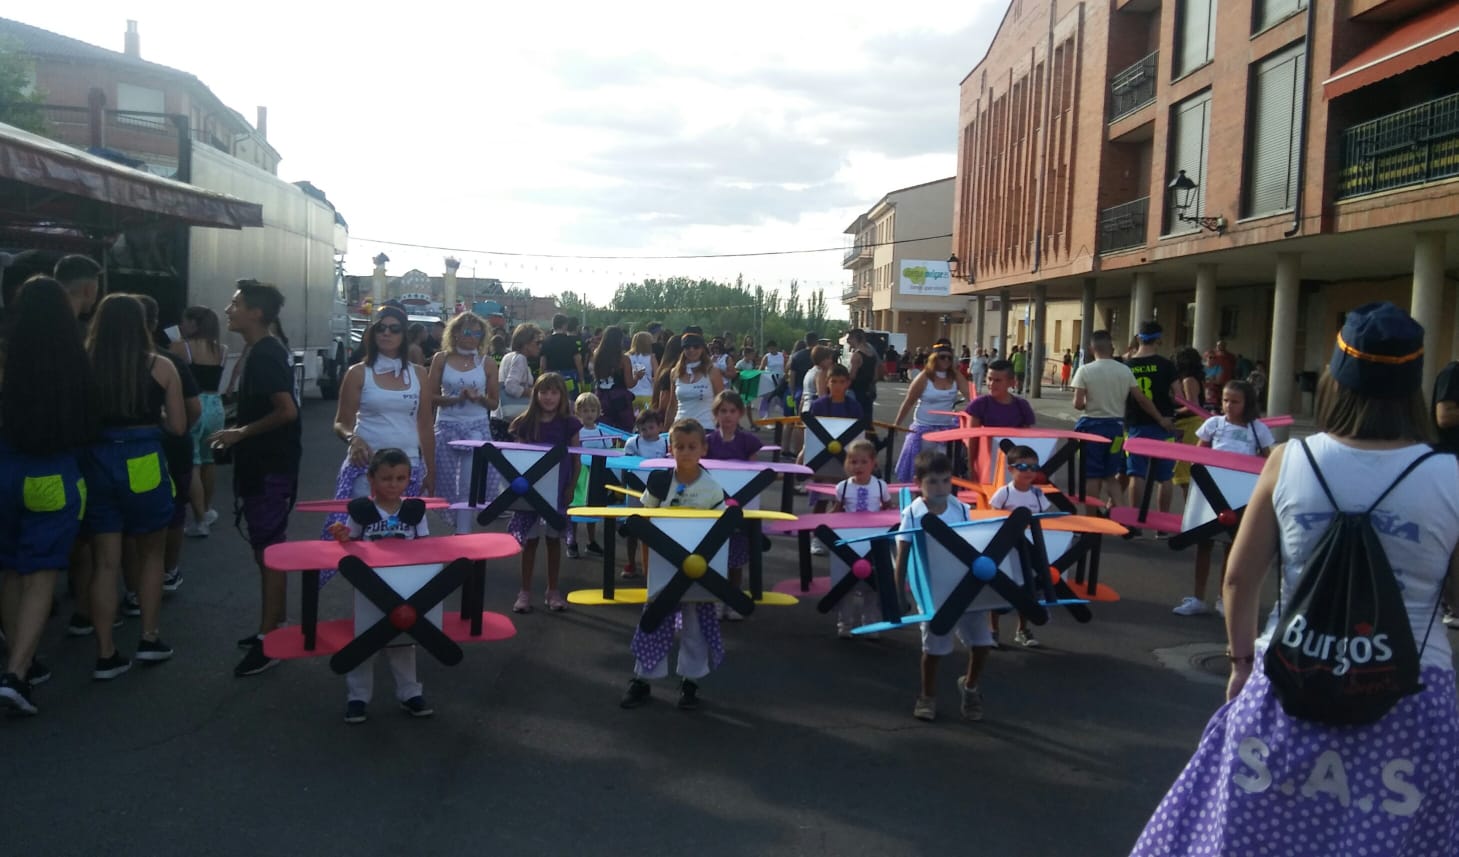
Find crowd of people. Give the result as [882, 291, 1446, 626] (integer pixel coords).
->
[6, 269, 1459, 852]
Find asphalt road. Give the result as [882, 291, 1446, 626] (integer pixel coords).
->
[4, 390, 1297, 857]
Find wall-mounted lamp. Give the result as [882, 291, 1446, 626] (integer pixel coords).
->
[1167, 170, 1226, 234]
[947, 253, 974, 284]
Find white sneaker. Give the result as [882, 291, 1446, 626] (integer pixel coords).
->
[809, 543, 827, 556]
[203, 508, 219, 526]
[184, 521, 210, 538]
[1172, 596, 1210, 617]
[1214, 599, 1225, 618]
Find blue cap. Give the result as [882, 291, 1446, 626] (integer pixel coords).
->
[1329, 302, 1424, 397]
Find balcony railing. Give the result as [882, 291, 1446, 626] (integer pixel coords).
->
[842, 243, 873, 265]
[1098, 196, 1149, 254]
[1109, 51, 1158, 122]
[1337, 91, 1459, 199]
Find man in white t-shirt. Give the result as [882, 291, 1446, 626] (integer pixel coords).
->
[1071, 330, 1172, 513]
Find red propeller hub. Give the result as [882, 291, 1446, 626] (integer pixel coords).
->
[1217, 509, 1238, 527]
[851, 558, 873, 579]
[389, 604, 418, 631]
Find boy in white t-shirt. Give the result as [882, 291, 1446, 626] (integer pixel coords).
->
[1175, 380, 1273, 618]
[897, 450, 988, 723]
[829, 438, 896, 637]
[326, 448, 433, 725]
[987, 445, 1049, 649]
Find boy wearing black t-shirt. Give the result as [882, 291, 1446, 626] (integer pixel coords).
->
[1124, 321, 1179, 515]
[540, 313, 585, 397]
[210, 280, 302, 678]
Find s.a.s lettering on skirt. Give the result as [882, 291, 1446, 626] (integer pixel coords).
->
[1128, 659, 1459, 857]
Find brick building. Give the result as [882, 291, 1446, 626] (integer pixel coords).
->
[2, 17, 278, 177]
[952, 0, 1459, 412]
[841, 177, 987, 353]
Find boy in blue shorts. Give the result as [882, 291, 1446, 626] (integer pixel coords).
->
[1071, 330, 1172, 514]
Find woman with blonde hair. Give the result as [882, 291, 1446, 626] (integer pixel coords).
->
[496, 322, 544, 430]
[628, 331, 657, 413]
[427, 312, 498, 532]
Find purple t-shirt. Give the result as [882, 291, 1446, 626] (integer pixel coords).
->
[707, 429, 764, 461]
[515, 414, 583, 503]
[809, 395, 864, 419]
[965, 394, 1036, 428]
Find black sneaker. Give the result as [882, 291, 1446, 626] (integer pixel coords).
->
[620, 678, 651, 709]
[565, 544, 580, 559]
[66, 613, 94, 637]
[93, 650, 132, 680]
[120, 592, 141, 618]
[24, 658, 52, 686]
[136, 637, 174, 663]
[677, 678, 700, 710]
[586, 541, 604, 556]
[0, 672, 36, 715]
[233, 643, 279, 677]
[344, 700, 368, 724]
[399, 696, 434, 718]
[163, 569, 183, 592]
[237, 633, 263, 650]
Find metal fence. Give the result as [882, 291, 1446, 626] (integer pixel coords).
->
[1337, 91, 1459, 198]
[1109, 51, 1158, 122]
[1097, 196, 1149, 254]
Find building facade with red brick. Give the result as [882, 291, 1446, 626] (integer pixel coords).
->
[952, 0, 1459, 414]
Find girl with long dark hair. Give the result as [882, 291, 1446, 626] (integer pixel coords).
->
[173, 306, 225, 533]
[0, 277, 97, 713]
[591, 324, 636, 432]
[83, 293, 186, 680]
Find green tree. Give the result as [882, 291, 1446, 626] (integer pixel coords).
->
[0, 37, 46, 134]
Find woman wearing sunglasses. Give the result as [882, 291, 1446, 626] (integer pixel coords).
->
[427, 312, 498, 533]
[891, 344, 969, 483]
[323, 306, 435, 557]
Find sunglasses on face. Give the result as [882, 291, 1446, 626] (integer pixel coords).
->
[458, 329, 483, 339]
[1009, 462, 1038, 472]
[373, 323, 403, 334]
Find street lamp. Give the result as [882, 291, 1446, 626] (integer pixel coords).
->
[1167, 170, 1226, 234]
[947, 253, 973, 284]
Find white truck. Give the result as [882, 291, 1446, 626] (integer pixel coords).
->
[186, 144, 352, 398]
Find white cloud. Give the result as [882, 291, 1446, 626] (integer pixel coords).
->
[15, 0, 1003, 311]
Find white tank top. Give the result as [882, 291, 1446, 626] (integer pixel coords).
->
[437, 359, 490, 424]
[913, 379, 961, 426]
[356, 366, 422, 463]
[1261, 434, 1459, 671]
[675, 372, 714, 427]
[763, 352, 785, 377]
[629, 353, 654, 397]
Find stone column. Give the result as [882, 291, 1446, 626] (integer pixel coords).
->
[1030, 284, 1048, 398]
[1268, 253, 1301, 436]
[371, 253, 389, 306]
[1131, 272, 1155, 339]
[998, 288, 1011, 354]
[1413, 231, 1447, 402]
[443, 257, 460, 315]
[975, 294, 987, 350]
[1080, 278, 1096, 360]
[1193, 263, 1218, 352]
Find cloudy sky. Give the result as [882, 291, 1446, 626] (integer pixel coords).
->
[20, 1, 1003, 312]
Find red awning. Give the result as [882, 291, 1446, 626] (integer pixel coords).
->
[1325, 2, 1459, 99]
[0, 121, 263, 230]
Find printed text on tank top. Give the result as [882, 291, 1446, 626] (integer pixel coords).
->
[356, 366, 421, 461]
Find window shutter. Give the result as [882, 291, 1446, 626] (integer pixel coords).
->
[1255, 0, 1305, 33]
[1167, 93, 1212, 233]
[1245, 45, 1305, 216]
[1177, 0, 1216, 77]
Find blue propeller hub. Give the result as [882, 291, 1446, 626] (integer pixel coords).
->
[972, 556, 998, 582]
[510, 476, 531, 496]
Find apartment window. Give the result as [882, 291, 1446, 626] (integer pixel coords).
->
[1220, 306, 1239, 338]
[1244, 43, 1305, 217]
[1175, 0, 1217, 78]
[1166, 91, 1213, 234]
[116, 82, 165, 128]
[1254, 0, 1305, 33]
